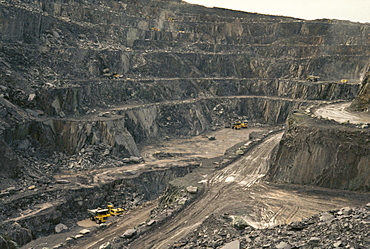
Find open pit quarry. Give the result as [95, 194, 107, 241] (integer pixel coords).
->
[0, 0, 369, 248]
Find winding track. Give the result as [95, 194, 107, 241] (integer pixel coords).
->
[129, 133, 284, 249]
[314, 102, 370, 124]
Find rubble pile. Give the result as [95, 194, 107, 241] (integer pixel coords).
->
[169, 204, 370, 249]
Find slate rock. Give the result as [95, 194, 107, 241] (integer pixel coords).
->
[186, 186, 198, 194]
[56, 179, 70, 184]
[147, 220, 156, 226]
[55, 223, 68, 233]
[221, 240, 240, 249]
[99, 242, 112, 249]
[231, 216, 248, 230]
[308, 237, 321, 244]
[79, 229, 90, 234]
[276, 241, 291, 249]
[320, 212, 335, 222]
[6, 187, 17, 194]
[123, 229, 137, 238]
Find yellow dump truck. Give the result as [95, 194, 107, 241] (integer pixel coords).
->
[88, 204, 124, 224]
[232, 120, 248, 129]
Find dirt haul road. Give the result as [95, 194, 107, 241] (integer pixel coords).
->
[314, 102, 370, 124]
[129, 131, 369, 249]
[68, 201, 158, 249]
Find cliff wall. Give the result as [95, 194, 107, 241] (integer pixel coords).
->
[268, 111, 370, 191]
[349, 71, 370, 112]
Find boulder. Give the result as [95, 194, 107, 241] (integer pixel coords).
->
[55, 223, 68, 233]
[235, 149, 244, 155]
[231, 216, 248, 230]
[147, 220, 156, 226]
[308, 237, 321, 244]
[28, 185, 36, 190]
[99, 242, 112, 249]
[74, 234, 84, 239]
[79, 229, 90, 234]
[186, 186, 198, 194]
[56, 179, 70, 184]
[276, 241, 291, 249]
[320, 212, 335, 222]
[130, 156, 142, 163]
[221, 240, 240, 249]
[122, 229, 137, 238]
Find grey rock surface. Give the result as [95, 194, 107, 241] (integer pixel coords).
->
[169, 205, 370, 249]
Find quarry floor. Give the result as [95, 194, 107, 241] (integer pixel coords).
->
[22, 120, 370, 249]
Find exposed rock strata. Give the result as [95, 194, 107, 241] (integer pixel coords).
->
[0, 165, 194, 246]
[0, 0, 370, 247]
[268, 111, 370, 191]
[350, 71, 370, 112]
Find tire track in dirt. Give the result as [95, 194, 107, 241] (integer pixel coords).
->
[129, 133, 283, 249]
[68, 201, 158, 249]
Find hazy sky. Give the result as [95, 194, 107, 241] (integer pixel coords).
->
[184, 0, 370, 23]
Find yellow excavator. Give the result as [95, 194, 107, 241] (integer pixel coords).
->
[88, 204, 124, 224]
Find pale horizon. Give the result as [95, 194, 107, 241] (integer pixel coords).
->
[184, 0, 370, 23]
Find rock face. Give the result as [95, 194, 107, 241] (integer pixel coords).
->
[0, 165, 195, 246]
[350, 70, 370, 112]
[0, 139, 22, 179]
[0, 0, 370, 246]
[268, 111, 370, 191]
[0, 0, 368, 162]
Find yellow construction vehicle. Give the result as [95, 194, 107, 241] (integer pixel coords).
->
[107, 204, 124, 216]
[241, 120, 248, 128]
[340, 79, 349, 83]
[232, 120, 248, 129]
[88, 204, 124, 224]
[307, 75, 320, 82]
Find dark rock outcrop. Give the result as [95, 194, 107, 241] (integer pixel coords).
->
[268, 111, 370, 191]
[1, 0, 370, 246]
[350, 71, 370, 112]
[1, 0, 368, 161]
[0, 139, 23, 179]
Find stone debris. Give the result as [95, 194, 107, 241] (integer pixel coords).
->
[65, 237, 74, 243]
[55, 223, 68, 233]
[235, 149, 244, 155]
[186, 186, 198, 194]
[275, 241, 291, 249]
[56, 179, 70, 184]
[79, 229, 91, 234]
[168, 205, 370, 249]
[28, 185, 36, 190]
[122, 229, 137, 238]
[74, 234, 84, 239]
[99, 242, 112, 249]
[0, 0, 369, 248]
[221, 240, 240, 249]
[146, 220, 156, 226]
